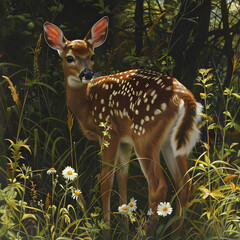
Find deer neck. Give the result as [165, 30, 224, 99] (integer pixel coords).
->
[65, 82, 90, 121]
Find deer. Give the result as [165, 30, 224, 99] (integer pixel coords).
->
[43, 16, 202, 238]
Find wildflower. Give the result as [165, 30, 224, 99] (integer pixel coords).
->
[118, 204, 129, 213]
[128, 197, 137, 212]
[147, 208, 153, 216]
[19, 200, 27, 207]
[157, 202, 173, 217]
[47, 167, 57, 175]
[38, 199, 44, 208]
[62, 166, 78, 181]
[72, 189, 82, 200]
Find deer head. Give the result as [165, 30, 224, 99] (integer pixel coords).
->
[43, 16, 108, 86]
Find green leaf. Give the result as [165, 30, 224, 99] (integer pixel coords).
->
[223, 88, 232, 95]
[208, 123, 216, 130]
[223, 111, 232, 118]
[230, 142, 238, 149]
[16, 15, 27, 22]
[98, 219, 110, 229]
[233, 122, 240, 132]
[204, 155, 211, 166]
[232, 93, 240, 99]
[205, 83, 213, 88]
[56, 238, 73, 240]
[22, 213, 37, 221]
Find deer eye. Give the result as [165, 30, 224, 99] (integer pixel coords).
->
[66, 56, 74, 63]
[90, 54, 95, 61]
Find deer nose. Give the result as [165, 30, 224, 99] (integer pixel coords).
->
[79, 69, 94, 80]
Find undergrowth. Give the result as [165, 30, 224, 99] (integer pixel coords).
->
[0, 38, 239, 240]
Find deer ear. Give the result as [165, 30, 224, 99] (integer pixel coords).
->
[43, 22, 67, 51]
[84, 16, 109, 48]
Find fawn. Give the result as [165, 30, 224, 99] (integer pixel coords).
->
[44, 16, 202, 238]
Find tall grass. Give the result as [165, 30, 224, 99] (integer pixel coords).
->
[184, 69, 240, 240]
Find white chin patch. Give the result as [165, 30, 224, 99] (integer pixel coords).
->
[67, 76, 82, 88]
[67, 76, 93, 87]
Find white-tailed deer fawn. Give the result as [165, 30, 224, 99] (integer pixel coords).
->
[44, 17, 202, 237]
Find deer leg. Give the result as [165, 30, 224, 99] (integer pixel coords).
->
[116, 143, 132, 232]
[134, 142, 167, 237]
[162, 140, 191, 208]
[99, 134, 120, 239]
[116, 143, 131, 204]
[162, 140, 190, 234]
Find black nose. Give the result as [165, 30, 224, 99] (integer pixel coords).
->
[79, 69, 94, 80]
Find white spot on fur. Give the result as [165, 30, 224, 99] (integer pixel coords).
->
[161, 103, 167, 111]
[150, 90, 156, 96]
[154, 109, 161, 115]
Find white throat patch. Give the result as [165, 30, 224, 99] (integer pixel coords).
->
[67, 76, 83, 88]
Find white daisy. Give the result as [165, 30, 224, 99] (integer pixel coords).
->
[157, 202, 173, 217]
[62, 166, 78, 181]
[147, 208, 153, 216]
[128, 197, 137, 211]
[47, 167, 57, 175]
[72, 189, 82, 200]
[118, 204, 129, 213]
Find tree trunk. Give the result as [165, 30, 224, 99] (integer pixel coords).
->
[134, 0, 144, 56]
[221, 0, 233, 88]
[169, 0, 211, 89]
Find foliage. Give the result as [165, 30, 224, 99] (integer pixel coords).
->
[185, 69, 240, 239]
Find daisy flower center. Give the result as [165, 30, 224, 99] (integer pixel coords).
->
[67, 170, 73, 175]
[50, 168, 55, 171]
[129, 202, 134, 207]
[122, 206, 128, 211]
[162, 206, 168, 211]
[75, 191, 80, 196]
